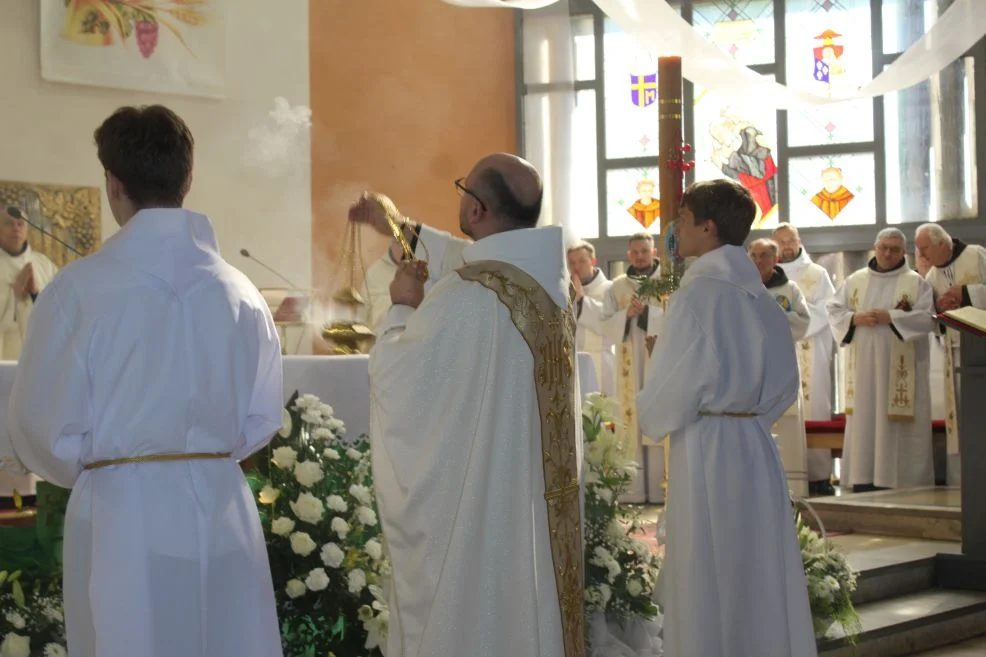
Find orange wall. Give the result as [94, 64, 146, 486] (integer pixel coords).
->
[310, 1, 517, 298]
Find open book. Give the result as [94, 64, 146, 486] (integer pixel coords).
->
[939, 306, 986, 337]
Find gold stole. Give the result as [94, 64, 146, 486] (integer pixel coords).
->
[941, 247, 983, 453]
[792, 267, 822, 410]
[457, 261, 585, 657]
[610, 275, 658, 453]
[845, 269, 920, 420]
[771, 283, 802, 419]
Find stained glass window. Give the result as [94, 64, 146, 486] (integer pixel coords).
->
[692, 0, 776, 66]
[785, 0, 874, 146]
[524, 90, 599, 238]
[692, 81, 781, 228]
[787, 153, 877, 227]
[606, 168, 662, 238]
[885, 58, 977, 224]
[882, 0, 937, 55]
[603, 20, 660, 159]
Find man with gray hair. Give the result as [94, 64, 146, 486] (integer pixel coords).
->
[772, 222, 837, 495]
[749, 238, 810, 497]
[827, 228, 936, 491]
[914, 223, 986, 482]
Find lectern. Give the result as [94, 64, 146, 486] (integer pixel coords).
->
[935, 308, 986, 590]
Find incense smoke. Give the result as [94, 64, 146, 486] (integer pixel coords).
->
[243, 96, 313, 177]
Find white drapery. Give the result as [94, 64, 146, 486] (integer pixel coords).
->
[443, 0, 986, 109]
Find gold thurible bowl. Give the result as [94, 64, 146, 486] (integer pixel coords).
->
[321, 320, 375, 355]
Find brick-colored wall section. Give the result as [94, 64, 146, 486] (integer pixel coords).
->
[309, 0, 517, 318]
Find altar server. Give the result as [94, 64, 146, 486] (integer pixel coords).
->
[9, 105, 283, 657]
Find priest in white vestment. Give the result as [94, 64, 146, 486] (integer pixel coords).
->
[827, 228, 935, 491]
[349, 153, 583, 657]
[358, 242, 401, 332]
[8, 106, 283, 657]
[0, 206, 59, 506]
[749, 238, 811, 497]
[0, 206, 58, 360]
[568, 241, 616, 395]
[773, 222, 837, 495]
[915, 223, 986, 485]
[598, 233, 665, 503]
[638, 180, 816, 657]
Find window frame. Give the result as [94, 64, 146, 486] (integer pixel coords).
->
[515, 0, 986, 264]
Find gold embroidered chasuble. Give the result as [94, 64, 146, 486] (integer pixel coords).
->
[456, 260, 585, 657]
[845, 269, 921, 421]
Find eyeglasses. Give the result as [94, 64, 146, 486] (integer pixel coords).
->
[454, 178, 487, 212]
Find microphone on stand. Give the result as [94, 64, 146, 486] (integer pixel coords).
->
[5, 206, 84, 258]
[239, 248, 301, 289]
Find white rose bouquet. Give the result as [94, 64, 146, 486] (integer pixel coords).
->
[581, 393, 662, 624]
[248, 392, 389, 657]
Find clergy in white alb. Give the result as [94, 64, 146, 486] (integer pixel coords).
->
[827, 228, 935, 490]
[0, 206, 59, 504]
[359, 242, 401, 332]
[568, 241, 616, 395]
[915, 223, 986, 470]
[8, 106, 283, 657]
[749, 238, 811, 497]
[773, 222, 837, 493]
[638, 180, 816, 657]
[597, 233, 665, 504]
[349, 153, 584, 657]
[0, 206, 58, 360]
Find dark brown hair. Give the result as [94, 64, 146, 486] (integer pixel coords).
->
[94, 105, 194, 208]
[681, 179, 756, 246]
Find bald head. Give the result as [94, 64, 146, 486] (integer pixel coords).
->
[468, 153, 543, 228]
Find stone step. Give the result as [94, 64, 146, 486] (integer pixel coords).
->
[837, 537, 961, 606]
[818, 588, 986, 657]
[806, 488, 961, 542]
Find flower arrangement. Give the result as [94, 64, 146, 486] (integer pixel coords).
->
[581, 393, 662, 626]
[796, 511, 861, 641]
[0, 575, 65, 657]
[247, 392, 389, 657]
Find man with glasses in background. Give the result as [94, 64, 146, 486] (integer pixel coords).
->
[826, 228, 935, 491]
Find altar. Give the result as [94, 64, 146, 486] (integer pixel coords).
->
[0, 353, 599, 495]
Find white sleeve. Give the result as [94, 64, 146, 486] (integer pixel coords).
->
[414, 225, 471, 283]
[889, 277, 936, 342]
[645, 303, 665, 338]
[8, 280, 91, 488]
[804, 269, 835, 338]
[577, 296, 606, 335]
[637, 301, 710, 438]
[598, 285, 630, 344]
[788, 284, 811, 342]
[236, 307, 284, 461]
[966, 246, 986, 308]
[826, 281, 855, 345]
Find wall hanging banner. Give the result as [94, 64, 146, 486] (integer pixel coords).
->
[442, 0, 986, 109]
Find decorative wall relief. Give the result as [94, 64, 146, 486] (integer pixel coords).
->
[41, 0, 226, 99]
[0, 181, 100, 267]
